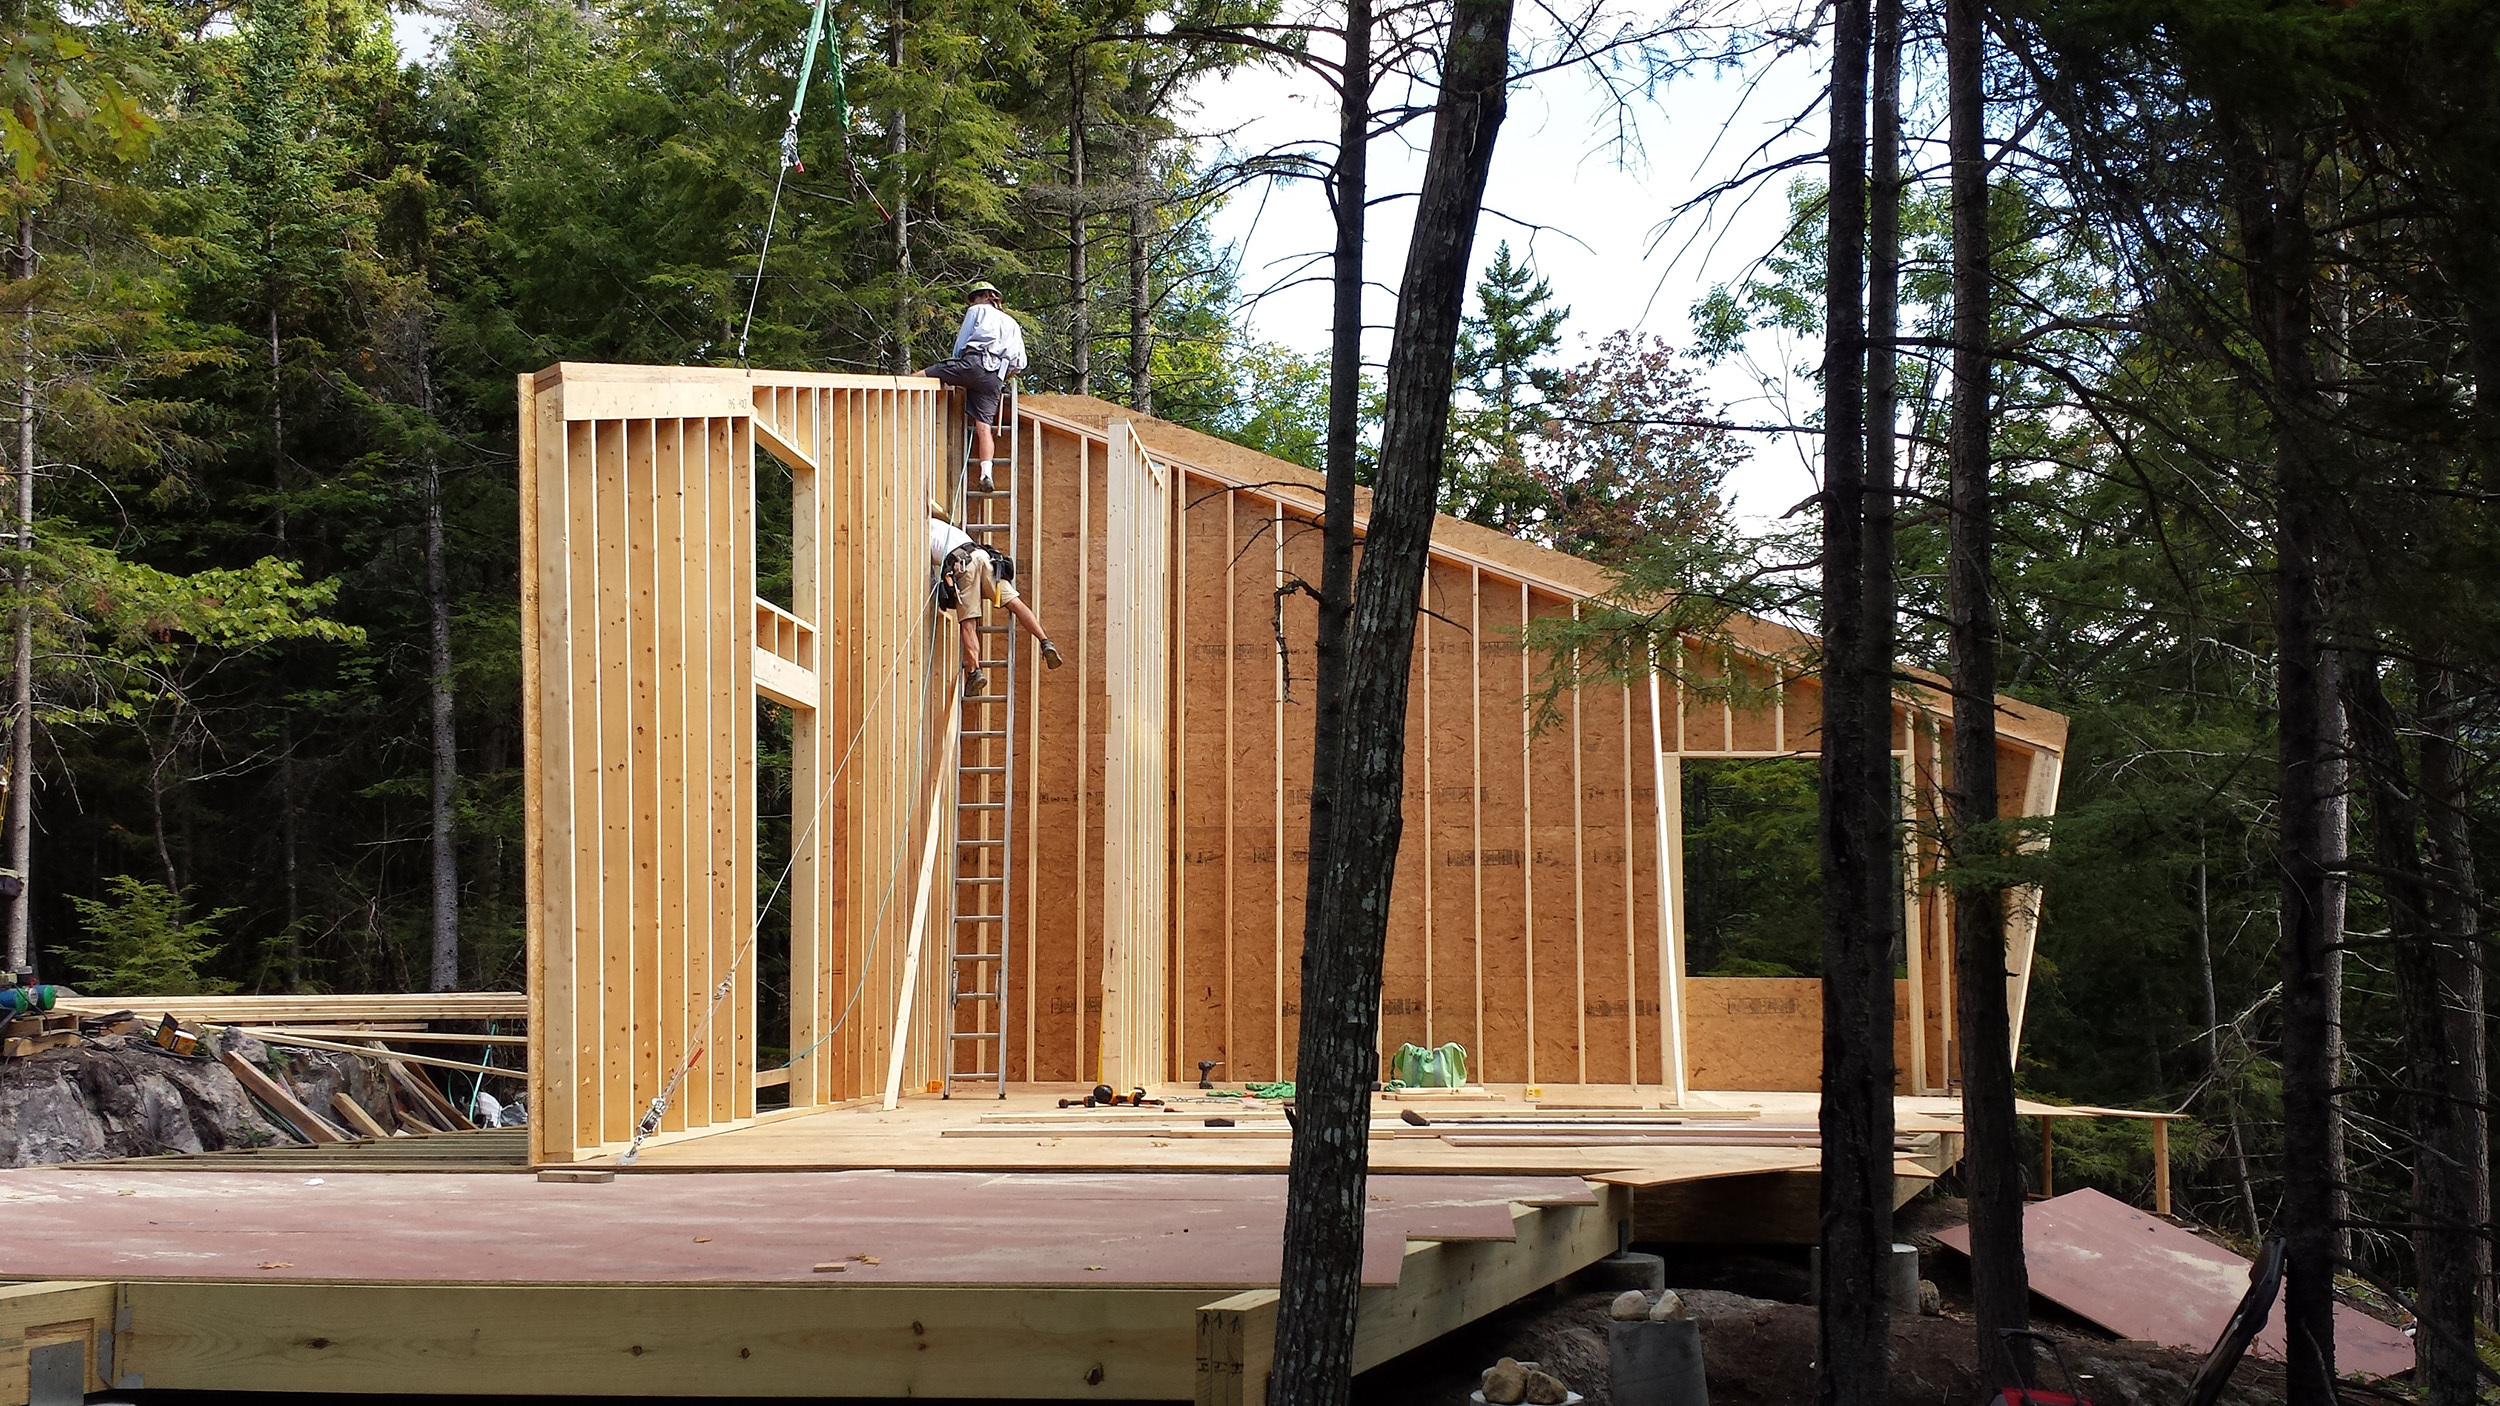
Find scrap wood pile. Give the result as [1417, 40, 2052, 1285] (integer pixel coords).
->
[11, 989, 530, 1150]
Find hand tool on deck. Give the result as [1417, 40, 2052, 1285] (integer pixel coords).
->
[1197, 1058, 1223, 1089]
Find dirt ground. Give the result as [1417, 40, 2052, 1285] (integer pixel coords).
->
[1351, 1284, 2295, 1406]
[1353, 1195, 2311, 1406]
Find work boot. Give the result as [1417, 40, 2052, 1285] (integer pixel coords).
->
[963, 668, 986, 697]
[976, 464, 995, 493]
[1040, 639, 1064, 670]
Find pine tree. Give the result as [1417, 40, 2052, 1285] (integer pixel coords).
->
[1444, 241, 1565, 531]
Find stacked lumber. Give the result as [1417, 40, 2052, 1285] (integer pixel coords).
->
[49, 992, 525, 1024]
[2, 1008, 141, 1058]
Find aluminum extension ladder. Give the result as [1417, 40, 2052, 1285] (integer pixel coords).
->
[942, 384, 1017, 1098]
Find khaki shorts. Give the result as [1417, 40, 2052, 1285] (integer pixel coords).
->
[945, 547, 1020, 621]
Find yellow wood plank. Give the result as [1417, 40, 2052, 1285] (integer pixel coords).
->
[1195, 1186, 1629, 1405]
[117, 1282, 1202, 1400]
[0, 1281, 118, 1403]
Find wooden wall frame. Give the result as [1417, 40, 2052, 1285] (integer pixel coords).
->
[521, 365, 953, 1163]
[518, 372, 2070, 1167]
[1005, 396, 2068, 1100]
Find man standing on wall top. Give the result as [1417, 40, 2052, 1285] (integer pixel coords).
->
[932, 503, 1062, 698]
[921, 281, 1027, 493]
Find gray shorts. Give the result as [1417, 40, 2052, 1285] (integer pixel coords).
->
[922, 357, 1006, 426]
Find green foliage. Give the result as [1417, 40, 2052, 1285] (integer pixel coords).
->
[1681, 759, 1821, 977]
[1206, 342, 1336, 470]
[65, 876, 240, 996]
[1445, 242, 1567, 530]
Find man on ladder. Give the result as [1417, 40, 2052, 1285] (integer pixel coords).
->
[932, 504, 1061, 696]
[919, 280, 1026, 493]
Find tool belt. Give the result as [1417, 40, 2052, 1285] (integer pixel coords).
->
[936, 544, 1016, 611]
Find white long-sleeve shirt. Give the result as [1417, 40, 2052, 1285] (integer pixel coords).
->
[931, 516, 971, 567]
[951, 302, 1029, 374]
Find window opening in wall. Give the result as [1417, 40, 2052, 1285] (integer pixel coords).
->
[1680, 755, 1910, 978]
[755, 449, 797, 612]
[1682, 757, 1821, 977]
[754, 699, 795, 1108]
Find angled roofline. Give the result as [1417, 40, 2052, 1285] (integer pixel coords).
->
[1019, 394, 2069, 756]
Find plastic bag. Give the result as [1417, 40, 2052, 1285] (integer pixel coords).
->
[1390, 1042, 1468, 1089]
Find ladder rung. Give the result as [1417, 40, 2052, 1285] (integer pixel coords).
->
[948, 1030, 1003, 1040]
[952, 990, 1000, 1001]
[965, 729, 1006, 738]
[962, 802, 1006, 810]
[967, 490, 1012, 498]
[976, 625, 1013, 634]
[955, 914, 1003, 924]
[959, 838, 1006, 847]
[961, 765, 1006, 774]
[957, 875, 1004, 884]
[953, 951, 1003, 960]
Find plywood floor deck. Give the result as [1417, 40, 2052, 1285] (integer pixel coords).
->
[0, 1165, 1592, 1290]
[603, 1084, 1959, 1188]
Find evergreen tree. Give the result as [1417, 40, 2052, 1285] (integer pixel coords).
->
[1443, 241, 1564, 530]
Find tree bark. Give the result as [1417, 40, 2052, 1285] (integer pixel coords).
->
[890, 1, 912, 374]
[1267, 0, 1510, 1397]
[1069, 60, 1089, 397]
[1127, 194, 1152, 414]
[1946, 0, 2028, 1387]
[1297, 0, 1371, 1042]
[2198, 836, 2263, 1238]
[2418, 664, 2489, 1331]
[2226, 116, 2341, 1406]
[5, 206, 32, 975]
[424, 355, 460, 994]
[1816, 3, 1893, 1403]
[270, 260, 304, 989]
[2343, 656, 2477, 1406]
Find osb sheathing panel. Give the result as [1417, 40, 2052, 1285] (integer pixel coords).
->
[1004, 396, 2068, 1091]
[1683, 977, 1921, 1092]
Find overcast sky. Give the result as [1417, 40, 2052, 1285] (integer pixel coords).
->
[1187, 24, 1832, 521]
[390, 7, 1835, 519]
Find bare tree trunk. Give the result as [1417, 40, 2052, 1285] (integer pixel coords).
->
[5, 206, 32, 975]
[2198, 837, 2263, 1237]
[270, 278, 304, 989]
[1127, 193, 1152, 415]
[424, 356, 460, 993]
[148, 732, 181, 897]
[1946, 0, 2028, 1387]
[1268, 0, 1510, 1396]
[2226, 118, 2340, 1405]
[890, 3, 912, 374]
[2419, 665, 2489, 1330]
[1068, 62, 1089, 398]
[1297, 0, 1370, 993]
[1817, 3, 1894, 1403]
[2321, 668, 2350, 1266]
[2344, 656, 2477, 1406]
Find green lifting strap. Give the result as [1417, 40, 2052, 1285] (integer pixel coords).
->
[778, 0, 842, 172]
